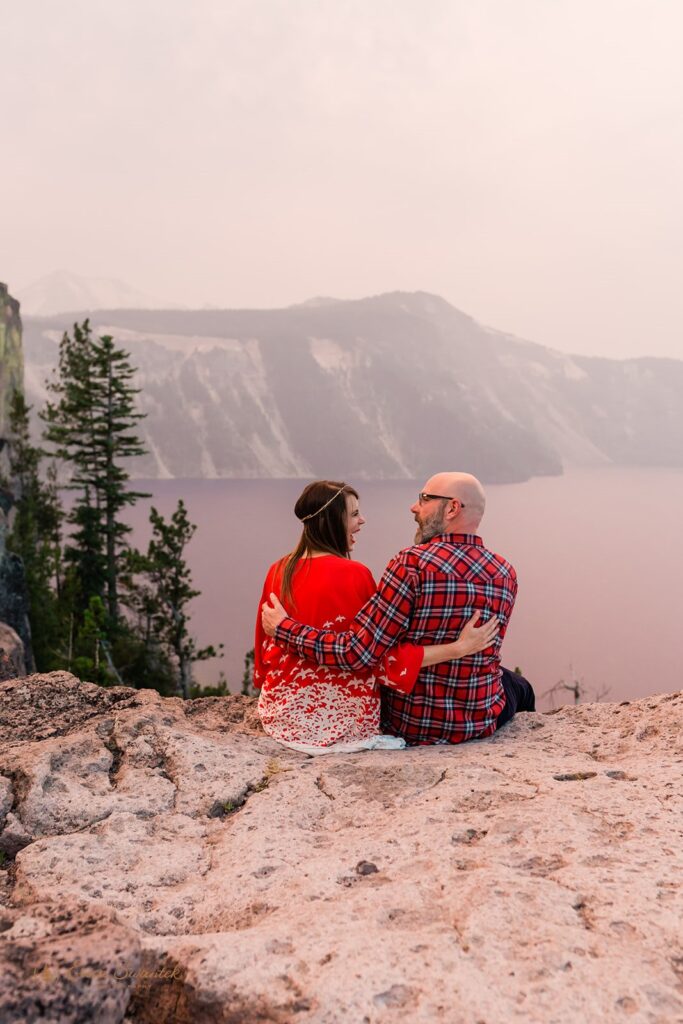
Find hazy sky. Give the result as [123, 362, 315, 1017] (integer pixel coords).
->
[3, 0, 683, 359]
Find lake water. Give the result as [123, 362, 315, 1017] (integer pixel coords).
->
[124, 468, 683, 709]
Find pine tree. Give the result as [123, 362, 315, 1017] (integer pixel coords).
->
[72, 595, 110, 685]
[5, 391, 64, 669]
[241, 648, 255, 696]
[41, 321, 149, 624]
[124, 500, 223, 698]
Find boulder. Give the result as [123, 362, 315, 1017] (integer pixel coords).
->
[1, 672, 682, 1023]
[0, 897, 141, 1023]
[0, 552, 33, 672]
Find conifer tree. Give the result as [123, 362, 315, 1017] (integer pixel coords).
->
[241, 648, 255, 696]
[41, 321, 149, 623]
[5, 391, 63, 669]
[125, 500, 223, 698]
[10, 322, 222, 694]
[72, 595, 111, 685]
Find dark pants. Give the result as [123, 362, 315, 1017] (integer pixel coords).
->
[495, 666, 536, 730]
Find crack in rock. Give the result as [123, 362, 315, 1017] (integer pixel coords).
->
[573, 897, 595, 930]
[103, 721, 125, 790]
[417, 768, 448, 795]
[0, 771, 32, 859]
[315, 776, 335, 801]
[147, 726, 179, 810]
[207, 773, 272, 819]
[0, 861, 18, 905]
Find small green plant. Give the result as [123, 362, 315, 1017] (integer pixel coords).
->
[190, 673, 229, 698]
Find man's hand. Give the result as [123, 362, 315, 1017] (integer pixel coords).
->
[261, 592, 288, 637]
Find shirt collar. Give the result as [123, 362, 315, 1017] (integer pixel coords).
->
[431, 533, 484, 547]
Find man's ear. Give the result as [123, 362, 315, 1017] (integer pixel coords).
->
[445, 499, 461, 521]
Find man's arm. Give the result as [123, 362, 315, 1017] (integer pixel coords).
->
[267, 557, 418, 672]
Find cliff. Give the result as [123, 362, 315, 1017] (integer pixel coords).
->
[22, 292, 683, 484]
[0, 673, 681, 1023]
[0, 285, 32, 671]
[0, 284, 23, 442]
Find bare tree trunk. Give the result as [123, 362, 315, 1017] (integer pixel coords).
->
[179, 652, 192, 700]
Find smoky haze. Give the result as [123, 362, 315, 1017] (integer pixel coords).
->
[2, 0, 683, 360]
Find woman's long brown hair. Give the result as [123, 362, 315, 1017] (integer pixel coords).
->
[279, 480, 358, 606]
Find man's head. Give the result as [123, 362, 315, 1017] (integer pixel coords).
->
[410, 472, 486, 543]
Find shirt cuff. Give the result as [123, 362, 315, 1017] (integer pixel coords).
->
[274, 616, 299, 647]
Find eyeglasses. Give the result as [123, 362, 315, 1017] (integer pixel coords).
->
[417, 492, 466, 507]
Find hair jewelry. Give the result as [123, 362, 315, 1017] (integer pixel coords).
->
[298, 483, 347, 521]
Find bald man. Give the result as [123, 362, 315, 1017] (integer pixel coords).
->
[262, 472, 535, 746]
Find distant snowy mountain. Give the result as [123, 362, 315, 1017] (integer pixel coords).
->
[291, 296, 343, 309]
[16, 271, 176, 316]
[20, 291, 683, 483]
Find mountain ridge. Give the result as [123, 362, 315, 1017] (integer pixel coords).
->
[15, 270, 177, 317]
[19, 291, 683, 483]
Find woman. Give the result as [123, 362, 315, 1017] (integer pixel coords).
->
[254, 480, 498, 754]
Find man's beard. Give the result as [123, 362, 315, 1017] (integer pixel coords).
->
[414, 509, 446, 544]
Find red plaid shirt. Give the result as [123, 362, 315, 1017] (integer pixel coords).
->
[274, 533, 517, 745]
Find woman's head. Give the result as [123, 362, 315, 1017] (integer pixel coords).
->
[280, 480, 364, 604]
[294, 480, 361, 557]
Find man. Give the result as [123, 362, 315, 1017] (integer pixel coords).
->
[262, 472, 535, 745]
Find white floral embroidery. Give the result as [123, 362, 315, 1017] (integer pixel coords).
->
[258, 674, 380, 746]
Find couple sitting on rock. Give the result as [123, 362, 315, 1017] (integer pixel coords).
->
[256, 473, 535, 755]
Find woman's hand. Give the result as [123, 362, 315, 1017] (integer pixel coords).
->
[261, 592, 288, 637]
[419, 610, 501, 669]
[456, 610, 500, 655]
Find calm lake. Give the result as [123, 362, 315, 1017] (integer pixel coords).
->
[124, 468, 683, 709]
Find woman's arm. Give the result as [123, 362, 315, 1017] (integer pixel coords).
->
[378, 611, 500, 695]
[420, 611, 499, 667]
[254, 563, 287, 689]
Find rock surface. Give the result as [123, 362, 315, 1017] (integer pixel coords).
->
[0, 622, 26, 682]
[0, 282, 24, 440]
[1, 672, 682, 1023]
[0, 286, 34, 668]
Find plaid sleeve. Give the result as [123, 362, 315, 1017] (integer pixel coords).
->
[274, 557, 418, 671]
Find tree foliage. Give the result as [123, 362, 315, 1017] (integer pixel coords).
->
[124, 500, 223, 698]
[241, 648, 255, 696]
[5, 391, 63, 668]
[5, 320, 224, 695]
[41, 321, 149, 621]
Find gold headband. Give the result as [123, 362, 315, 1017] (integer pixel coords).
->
[299, 484, 347, 522]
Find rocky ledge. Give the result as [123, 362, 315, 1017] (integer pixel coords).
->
[0, 673, 681, 1024]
